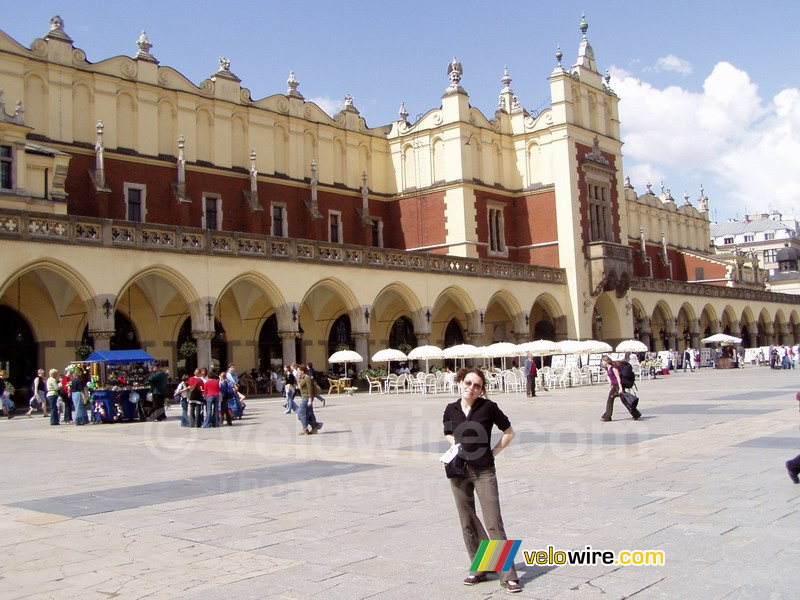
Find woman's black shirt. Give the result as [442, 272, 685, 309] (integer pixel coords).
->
[442, 396, 511, 469]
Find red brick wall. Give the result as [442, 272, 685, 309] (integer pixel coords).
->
[574, 142, 620, 259]
[474, 189, 560, 267]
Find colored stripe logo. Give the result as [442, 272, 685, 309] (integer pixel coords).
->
[469, 540, 522, 572]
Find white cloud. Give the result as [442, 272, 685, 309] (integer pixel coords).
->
[611, 62, 800, 220]
[308, 96, 343, 117]
[652, 54, 693, 75]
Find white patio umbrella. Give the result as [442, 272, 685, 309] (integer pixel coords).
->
[518, 339, 559, 356]
[371, 348, 408, 374]
[701, 333, 742, 344]
[443, 343, 482, 369]
[580, 339, 613, 354]
[483, 341, 521, 370]
[556, 340, 584, 354]
[407, 344, 444, 372]
[616, 339, 648, 353]
[328, 349, 364, 378]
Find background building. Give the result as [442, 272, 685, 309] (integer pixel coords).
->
[0, 16, 798, 390]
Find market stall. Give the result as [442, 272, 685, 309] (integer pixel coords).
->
[81, 350, 155, 422]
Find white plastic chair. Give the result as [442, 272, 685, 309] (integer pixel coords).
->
[365, 375, 382, 394]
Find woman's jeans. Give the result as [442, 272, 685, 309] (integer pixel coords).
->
[203, 395, 219, 427]
[48, 395, 59, 425]
[189, 402, 202, 427]
[285, 388, 297, 414]
[297, 396, 310, 429]
[449, 464, 518, 583]
[180, 397, 189, 427]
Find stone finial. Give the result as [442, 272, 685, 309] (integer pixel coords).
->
[624, 175, 633, 189]
[343, 94, 359, 114]
[249, 150, 258, 193]
[555, 45, 563, 69]
[286, 71, 303, 99]
[398, 101, 409, 122]
[684, 191, 692, 206]
[219, 57, 231, 72]
[135, 31, 158, 63]
[45, 15, 73, 42]
[177, 135, 186, 184]
[580, 13, 588, 39]
[646, 180, 652, 195]
[445, 57, 466, 95]
[501, 66, 512, 91]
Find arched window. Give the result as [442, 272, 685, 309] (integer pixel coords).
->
[258, 314, 282, 372]
[327, 315, 353, 357]
[444, 319, 464, 347]
[388, 317, 416, 351]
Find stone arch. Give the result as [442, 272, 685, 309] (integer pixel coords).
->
[0, 259, 98, 360]
[433, 285, 478, 346]
[231, 113, 248, 168]
[195, 106, 213, 163]
[72, 81, 94, 143]
[24, 72, 47, 134]
[304, 130, 317, 179]
[358, 143, 370, 179]
[116, 90, 136, 149]
[432, 136, 445, 183]
[300, 277, 362, 368]
[274, 124, 287, 174]
[485, 289, 524, 342]
[371, 282, 423, 343]
[333, 138, 345, 184]
[157, 99, 177, 157]
[529, 292, 567, 340]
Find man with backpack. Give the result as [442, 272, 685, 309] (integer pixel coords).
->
[600, 355, 642, 422]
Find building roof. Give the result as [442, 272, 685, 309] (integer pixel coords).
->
[711, 219, 796, 237]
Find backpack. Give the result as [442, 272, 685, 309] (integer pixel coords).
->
[188, 380, 204, 402]
[619, 361, 635, 389]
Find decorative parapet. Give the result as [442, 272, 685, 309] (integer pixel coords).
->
[629, 277, 800, 305]
[0, 208, 567, 285]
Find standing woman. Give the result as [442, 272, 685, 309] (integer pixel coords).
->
[46, 369, 60, 426]
[442, 367, 522, 593]
[600, 355, 622, 422]
[70, 368, 89, 426]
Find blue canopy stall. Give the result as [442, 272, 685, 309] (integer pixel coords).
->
[79, 350, 156, 422]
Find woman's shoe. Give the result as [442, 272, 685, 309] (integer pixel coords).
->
[503, 580, 523, 593]
[463, 574, 488, 586]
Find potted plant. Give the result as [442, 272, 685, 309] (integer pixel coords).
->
[179, 341, 197, 357]
[343, 386, 358, 395]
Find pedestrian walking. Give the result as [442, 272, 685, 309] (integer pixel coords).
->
[600, 355, 641, 422]
[147, 365, 169, 421]
[523, 353, 537, 397]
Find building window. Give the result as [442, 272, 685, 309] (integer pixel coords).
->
[763, 249, 777, 263]
[123, 183, 146, 222]
[723, 237, 734, 245]
[694, 267, 704, 280]
[488, 206, 507, 255]
[0, 145, 12, 190]
[744, 234, 754, 242]
[329, 210, 342, 243]
[371, 219, 384, 248]
[587, 181, 612, 242]
[271, 203, 287, 237]
[202, 195, 222, 230]
[764, 232, 775, 240]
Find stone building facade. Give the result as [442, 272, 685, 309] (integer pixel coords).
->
[0, 15, 797, 385]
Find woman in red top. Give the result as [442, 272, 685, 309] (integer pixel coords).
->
[202, 371, 220, 428]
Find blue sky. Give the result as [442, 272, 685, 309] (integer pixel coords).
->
[4, 1, 800, 223]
